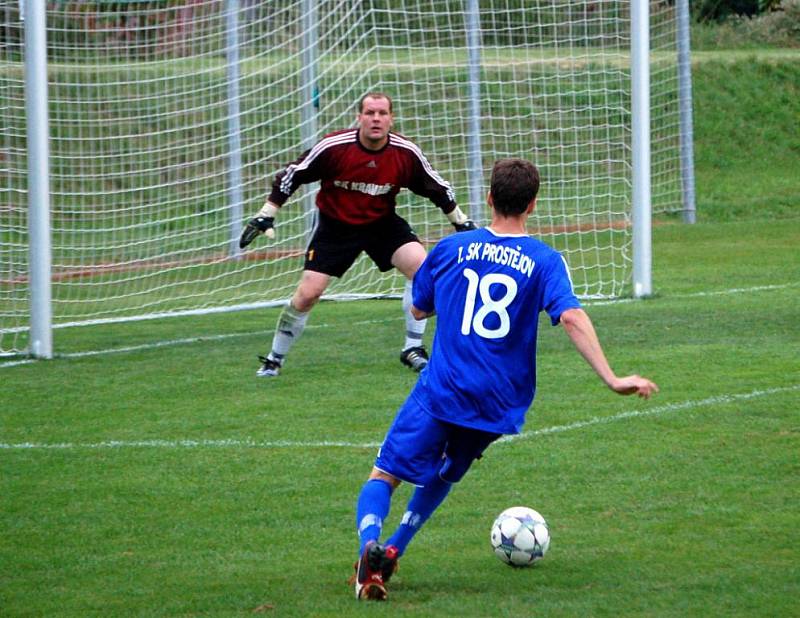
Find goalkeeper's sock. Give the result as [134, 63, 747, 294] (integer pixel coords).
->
[402, 280, 426, 350]
[356, 479, 394, 554]
[269, 302, 309, 359]
[385, 474, 452, 557]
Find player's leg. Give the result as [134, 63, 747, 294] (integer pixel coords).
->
[354, 398, 447, 598]
[383, 471, 452, 558]
[258, 213, 360, 377]
[258, 271, 329, 376]
[356, 469, 400, 555]
[353, 468, 401, 601]
[385, 424, 500, 557]
[392, 241, 428, 364]
[364, 214, 428, 370]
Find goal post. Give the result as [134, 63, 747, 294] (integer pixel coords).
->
[1, 0, 692, 357]
[631, 0, 652, 299]
[23, 0, 54, 359]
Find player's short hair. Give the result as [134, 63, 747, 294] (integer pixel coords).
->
[489, 159, 540, 216]
[358, 92, 393, 113]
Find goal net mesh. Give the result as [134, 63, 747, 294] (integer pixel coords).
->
[0, 0, 683, 355]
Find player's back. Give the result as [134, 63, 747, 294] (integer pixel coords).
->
[410, 227, 580, 435]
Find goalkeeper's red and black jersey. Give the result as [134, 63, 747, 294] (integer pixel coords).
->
[267, 129, 457, 225]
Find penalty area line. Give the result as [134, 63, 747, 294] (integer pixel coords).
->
[1, 385, 797, 452]
[500, 384, 800, 444]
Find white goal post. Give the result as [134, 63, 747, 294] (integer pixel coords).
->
[1, 0, 694, 358]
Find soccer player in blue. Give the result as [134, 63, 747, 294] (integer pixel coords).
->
[351, 158, 659, 601]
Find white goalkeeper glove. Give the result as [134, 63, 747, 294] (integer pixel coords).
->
[239, 202, 278, 249]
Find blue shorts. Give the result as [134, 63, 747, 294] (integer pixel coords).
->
[375, 396, 501, 486]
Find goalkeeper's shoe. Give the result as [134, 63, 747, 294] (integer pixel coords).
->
[353, 542, 399, 601]
[400, 345, 428, 372]
[256, 355, 282, 377]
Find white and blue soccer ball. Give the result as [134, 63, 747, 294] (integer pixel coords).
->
[490, 506, 550, 567]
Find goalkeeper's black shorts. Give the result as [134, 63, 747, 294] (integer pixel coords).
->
[303, 211, 420, 277]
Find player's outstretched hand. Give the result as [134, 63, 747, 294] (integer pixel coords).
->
[453, 219, 477, 232]
[610, 375, 659, 399]
[239, 216, 275, 249]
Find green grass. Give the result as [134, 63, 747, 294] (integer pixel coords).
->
[691, 59, 800, 222]
[2, 38, 800, 615]
[1, 217, 799, 616]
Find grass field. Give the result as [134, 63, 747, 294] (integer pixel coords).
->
[1, 215, 798, 616]
[2, 28, 800, 618]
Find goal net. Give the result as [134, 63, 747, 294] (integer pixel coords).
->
[0, 0, 685, 355]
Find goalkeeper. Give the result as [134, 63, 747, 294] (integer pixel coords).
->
[240, 92, 475, 377]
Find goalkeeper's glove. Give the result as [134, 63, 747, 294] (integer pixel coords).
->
[239, 202, 278, 249]
[453, 219, 477, 232]
[446, 206, 478, 233]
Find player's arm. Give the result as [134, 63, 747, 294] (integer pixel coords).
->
[410, 243, 438, 319]
[410, 304, 435, 320]
[406, 148, 476, 232]
[559, 307, 659, 398]
[240, 147, 323, 249]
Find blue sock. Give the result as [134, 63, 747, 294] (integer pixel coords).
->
[386, 474, 452, 556]
[356, 478, 394, 554]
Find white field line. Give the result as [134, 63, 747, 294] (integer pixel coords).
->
[500, 384, 800, 443]
[586, 282, 799, 307]
[1, 385, 797, 452]
[0, 317, 398, 367]
[1, 282, 796, 370]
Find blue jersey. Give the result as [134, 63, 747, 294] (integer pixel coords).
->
[410, 227, 581, 435]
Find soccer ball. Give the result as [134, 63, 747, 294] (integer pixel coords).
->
[490, 506, 550, 567]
